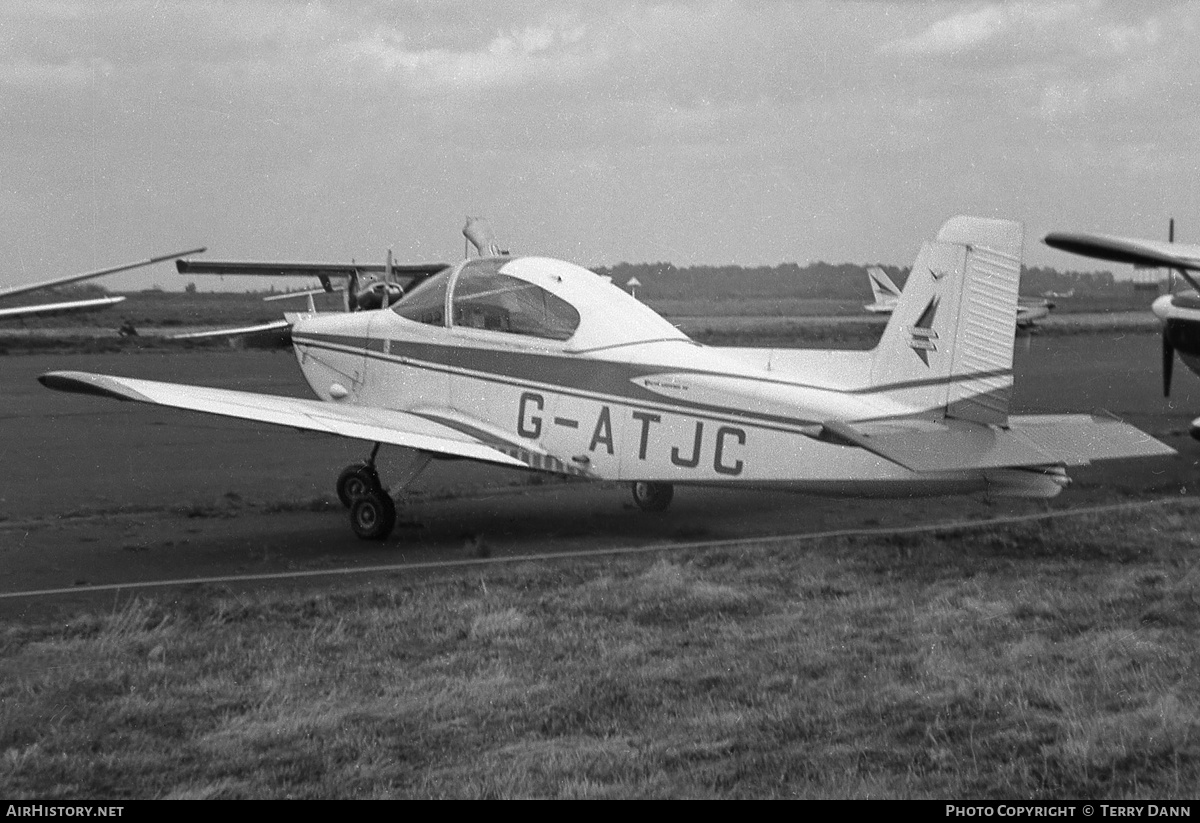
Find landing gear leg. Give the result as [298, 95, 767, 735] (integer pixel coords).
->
[631, 481, 674, 512]
[337, 454, 381, 508]
[340, 446, 433, 541]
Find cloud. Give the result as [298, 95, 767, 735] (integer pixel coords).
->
[0, 58, 110, 90]
[329, 19, 598, 92]
[881, 2, 1079, 56]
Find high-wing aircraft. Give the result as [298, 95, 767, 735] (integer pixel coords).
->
[863, 267, 1053, 329]
[40, 216, 1172, 541]
[168, 217, 501, 341]
[0, 249, 205, 321]
[1044, 227, 1200, 431]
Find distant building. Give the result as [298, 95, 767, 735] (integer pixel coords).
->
[626, 276, 642, 299]
[1131, 267, 1168, 293]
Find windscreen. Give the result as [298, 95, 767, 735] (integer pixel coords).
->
[451, 260, 580, 341]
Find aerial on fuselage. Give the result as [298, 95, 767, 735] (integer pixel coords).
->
[40, 216, 1172, 541]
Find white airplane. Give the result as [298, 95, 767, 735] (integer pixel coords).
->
[40, 216, 1171, 541]
[1044, 228, 1200, 430]
[863, 266, 1053, 329]
[0, 248, 205, 321]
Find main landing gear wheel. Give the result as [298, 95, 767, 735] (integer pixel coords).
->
[350, 490, 396, 541]
[631, 481, 674, 512]
[337, 462, 381, 508]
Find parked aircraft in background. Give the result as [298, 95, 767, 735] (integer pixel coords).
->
[40, 216, 1171, 541]
[863, 266, 903, 313]
[0, 249, 204, 321]
[862, 267, 1054, 329]
[1044, 228, 1200, 433]
[167, 218, 506, 341]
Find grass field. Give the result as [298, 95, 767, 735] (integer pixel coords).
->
[2, 501, 1198, 799]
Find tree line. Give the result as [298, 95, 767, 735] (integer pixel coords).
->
[592, 262, 1119, 300]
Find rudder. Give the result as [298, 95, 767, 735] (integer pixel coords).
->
[868, 216, 1022, 425]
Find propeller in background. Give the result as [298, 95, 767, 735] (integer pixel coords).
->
[1164, 217, 1177, 397]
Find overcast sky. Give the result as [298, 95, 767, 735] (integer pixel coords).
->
[2, 1, 1198, 291]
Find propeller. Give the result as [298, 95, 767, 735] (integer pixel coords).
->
[1161, 217, 1177, 397]
[1163, 328, 1175, 397]
[344, 251, 405, 312]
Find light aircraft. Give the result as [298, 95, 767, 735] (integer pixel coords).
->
[1044, 226, 1200, 434]
[0, 249, 205, 322]
[40, 216, 1172, 541]
[166, 218, 508, 341]
[170, 253, 450, 341]
[863, 266, 1054, 329]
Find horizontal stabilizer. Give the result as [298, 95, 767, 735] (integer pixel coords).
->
[821, 413, 1173, 473]
[1006, 414, 1175, 463]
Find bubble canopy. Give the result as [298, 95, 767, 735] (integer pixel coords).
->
[392, 256, 690, 350]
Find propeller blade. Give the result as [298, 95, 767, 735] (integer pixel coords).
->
[1163, 331, 1175, 397]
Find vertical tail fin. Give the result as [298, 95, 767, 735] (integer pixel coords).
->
[868, 216, 1023, 425]
[867, 267, 902, 304]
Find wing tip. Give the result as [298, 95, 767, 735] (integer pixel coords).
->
[38, 371, 136, 402]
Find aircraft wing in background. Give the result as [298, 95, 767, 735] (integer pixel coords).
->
[0, 295, 126, 320]
[0, 247, 205, 322]
[175, 257, 452, 314]
[175, 259, 449, 288]
[1043, 232, 1200, 272]
[168, 318, 294, 342]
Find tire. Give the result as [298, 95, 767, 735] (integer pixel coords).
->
[350, 491, 396, 541]
[337, 463, 380, 508]
[631, 481, 674, 512]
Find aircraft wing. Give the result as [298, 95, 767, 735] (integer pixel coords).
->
[1043, 232, 1200, 271]
[176, 259, 449, 285]
[38, 370, 529, 469]
[169, 319, 294, 341]
[0, 295, 126, 320]
[0, 248, 206, 300]
[821, 413, 1173, 473]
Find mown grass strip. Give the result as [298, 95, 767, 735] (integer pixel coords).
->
[1, 495, 1187, 601]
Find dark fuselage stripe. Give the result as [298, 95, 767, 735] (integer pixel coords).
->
[297, 340, 817, 434]
[293, 333, 1010, 430]
[294, 331, 1011, 396]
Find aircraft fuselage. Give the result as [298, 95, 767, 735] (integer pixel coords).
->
[290, 310, 1064, 498]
